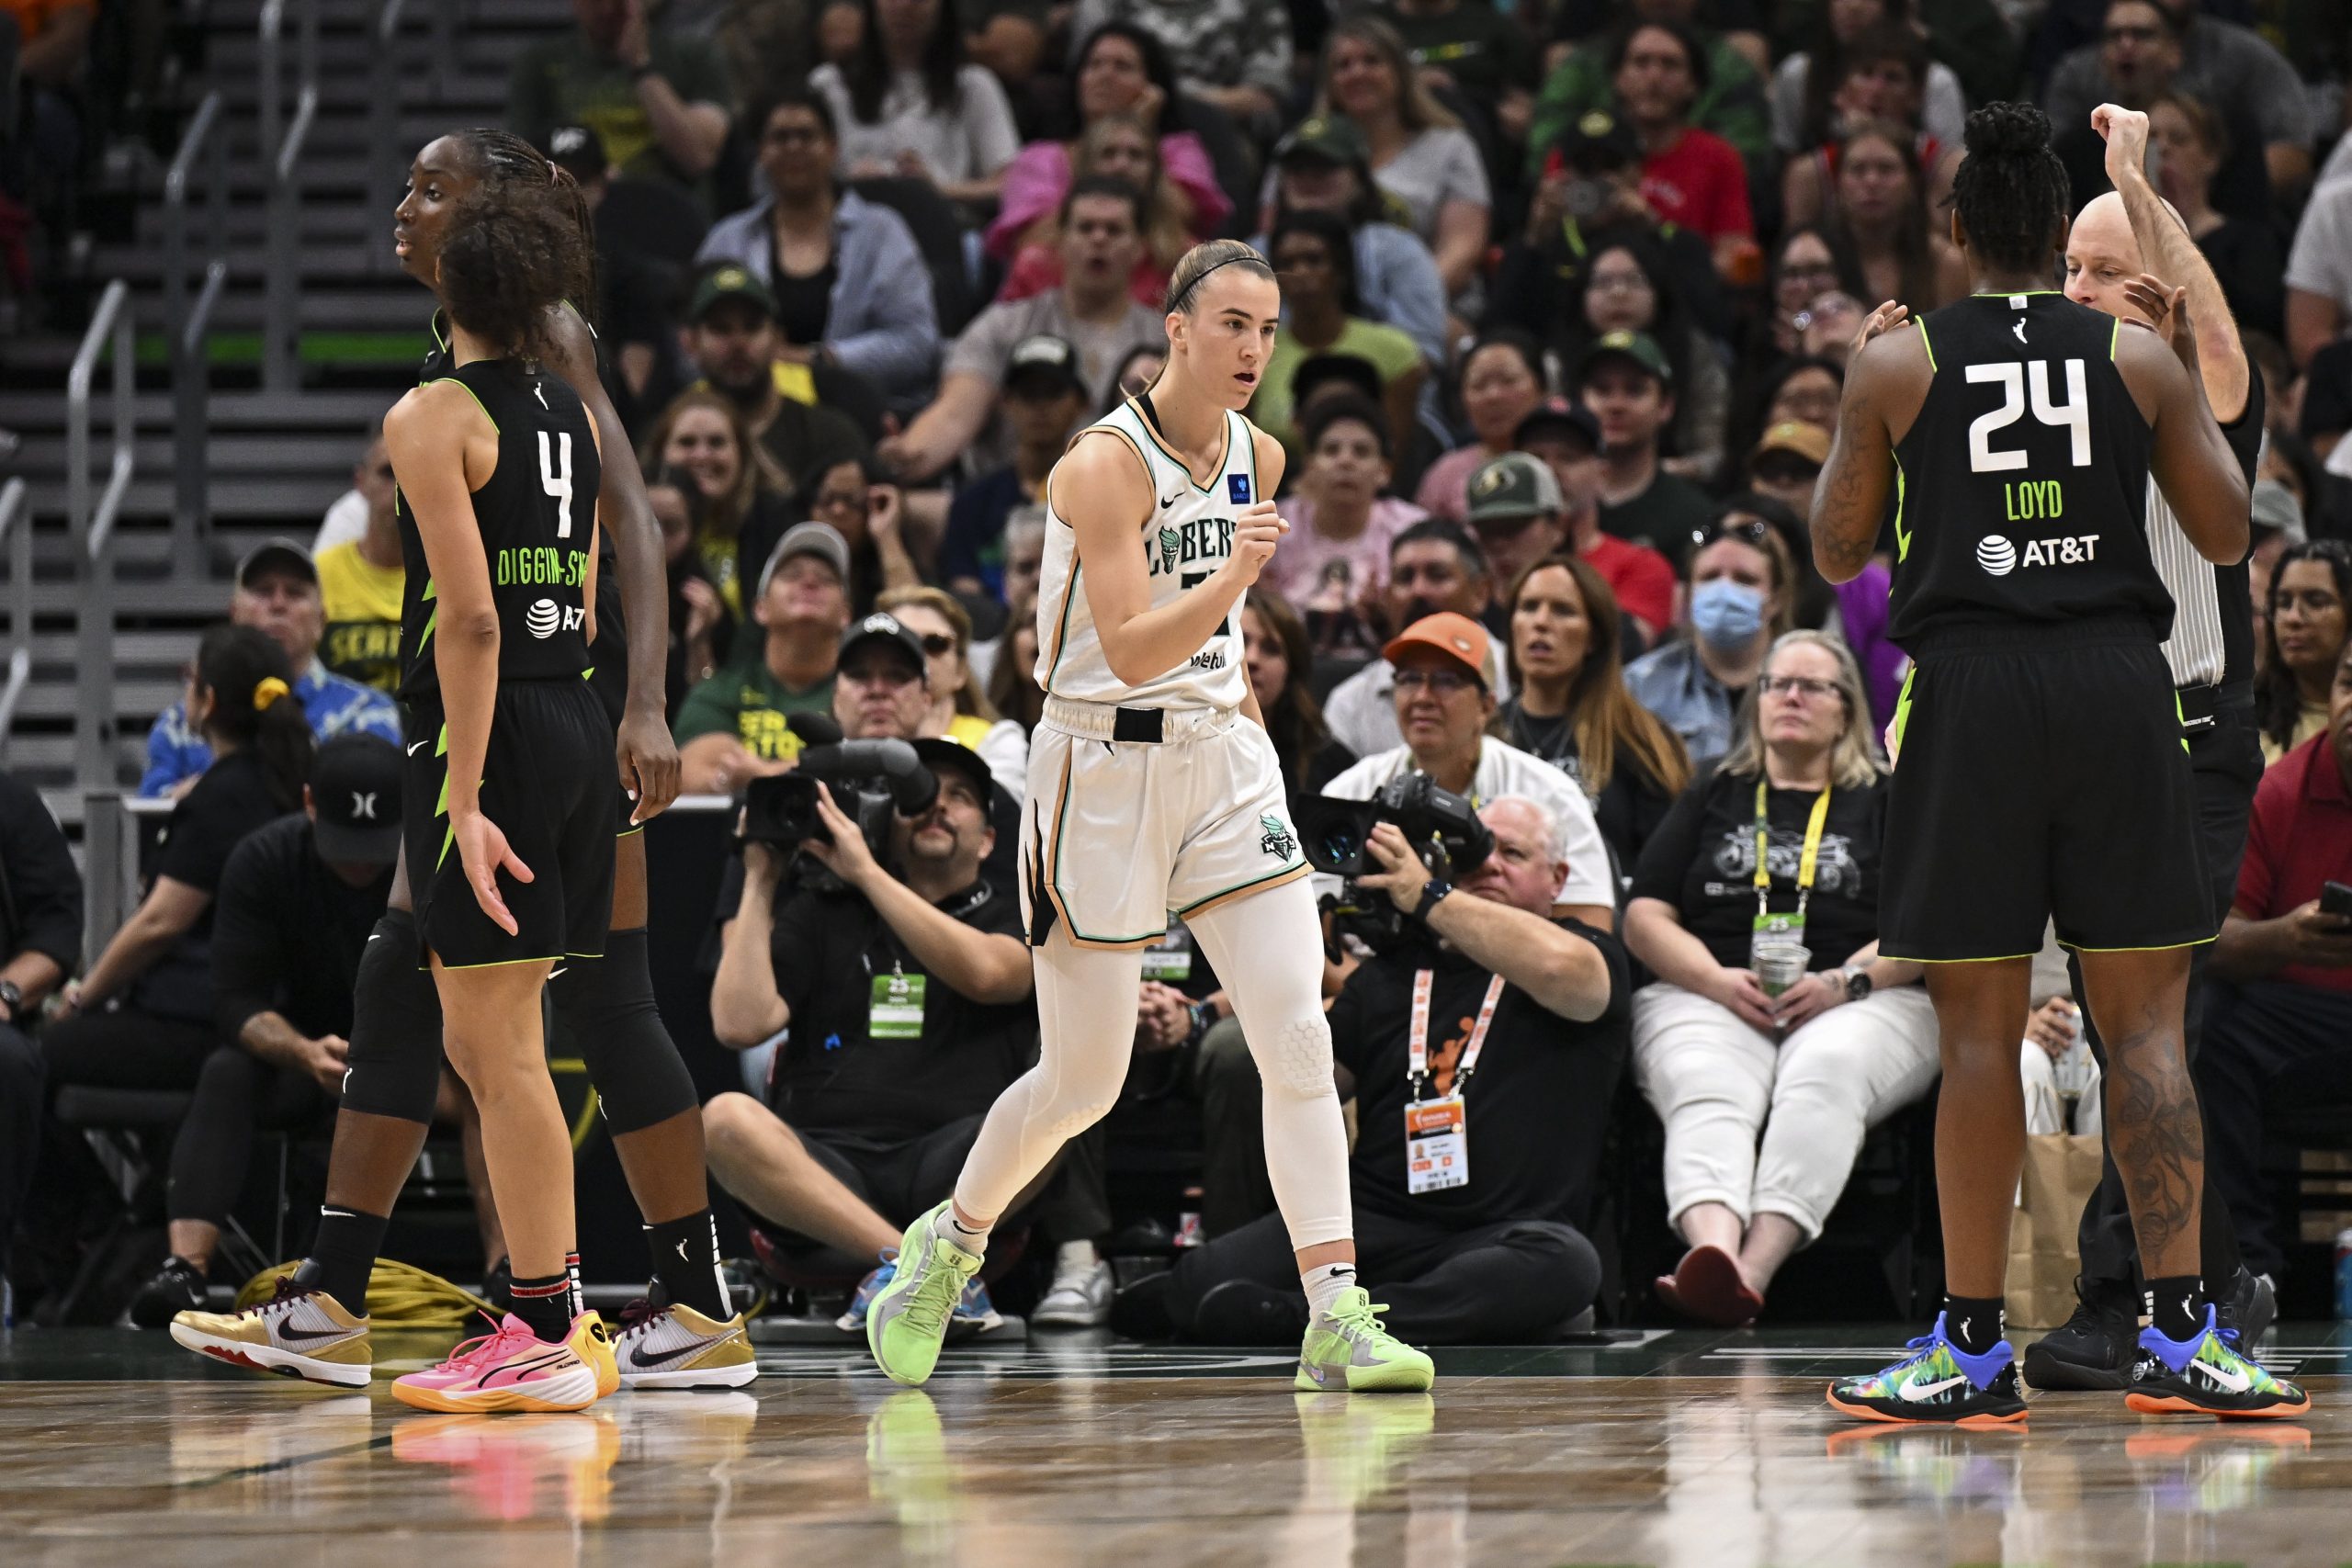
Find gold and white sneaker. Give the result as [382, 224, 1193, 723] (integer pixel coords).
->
[170, 1276, 372, 1388]
[612, 1300, 758, 1390]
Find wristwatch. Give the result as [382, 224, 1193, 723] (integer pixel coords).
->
[0, 978, 20, 1020]
[1841, 965, 1873, 1003]
[1412, 878, 1453, 922]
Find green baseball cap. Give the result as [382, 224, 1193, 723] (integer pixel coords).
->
[1577, 329, 1674, 388]
[1274, 114, 1369, 168]
[1465, 452, 1565, 527]
[689, 265, 778, 324]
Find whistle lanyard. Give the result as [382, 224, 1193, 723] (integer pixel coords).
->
[1408, 970, 1508, 1100]
[1756, 778, 1832, 930]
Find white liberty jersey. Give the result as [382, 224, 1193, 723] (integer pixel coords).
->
[1036, 397, 1259, 710]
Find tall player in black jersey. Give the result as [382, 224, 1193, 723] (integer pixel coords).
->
[170, 131, 752, 1396]
[1811, 103, 2304, 1424]
[378, 188, 619, 1410]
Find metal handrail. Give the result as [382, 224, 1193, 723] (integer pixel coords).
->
[69, 281, 135, 791]
[372, 0, 410, 276]
[260, 0, 318, 391]
[0, 479, 29, 755]
[164, 90, 227, 573]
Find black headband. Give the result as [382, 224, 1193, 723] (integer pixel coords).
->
[1172, 253, 1259, 307]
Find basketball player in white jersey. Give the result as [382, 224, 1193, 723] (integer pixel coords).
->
[865, 240, 1435, 1393]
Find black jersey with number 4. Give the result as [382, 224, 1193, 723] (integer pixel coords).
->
[396, 357, 604, 700]
[1887, 292, 2169, 649]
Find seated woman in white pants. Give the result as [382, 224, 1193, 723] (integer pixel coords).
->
[1623, 630, 1940, 1325]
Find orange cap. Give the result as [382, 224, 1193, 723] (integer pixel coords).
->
[1383, 612, 1491, 685]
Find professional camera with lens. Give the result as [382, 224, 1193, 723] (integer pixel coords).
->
[741, 738, 938, 892]
[1296, 773, 1494, 954]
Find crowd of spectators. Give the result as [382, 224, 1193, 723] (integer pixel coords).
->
[10, 0, 2352, 1337]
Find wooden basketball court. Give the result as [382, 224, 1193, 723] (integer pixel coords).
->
[4, 1325, 2346, 1566]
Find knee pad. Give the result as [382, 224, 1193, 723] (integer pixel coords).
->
[551, 929, 698, 1134]
[1259, 1014, 1337, 1100]
[339, 910, 445, 1125]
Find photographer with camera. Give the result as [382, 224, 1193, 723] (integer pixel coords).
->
[1163, 794, 1626, 1344]
[1317, 613, 1616, 929]
[704, 736, 1037, 1336]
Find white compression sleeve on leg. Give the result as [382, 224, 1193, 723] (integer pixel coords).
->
[950, 936, 1142, 1227]
[1187, 875, 1353, 1253]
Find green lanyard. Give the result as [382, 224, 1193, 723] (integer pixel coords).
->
[1755, 777, 1832, 931]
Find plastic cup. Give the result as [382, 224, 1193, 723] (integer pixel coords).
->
[1754, 942, 1812, 998]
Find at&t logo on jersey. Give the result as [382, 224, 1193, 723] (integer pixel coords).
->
[526, 597, 587, 638]
[1976, 534, 2102, 577]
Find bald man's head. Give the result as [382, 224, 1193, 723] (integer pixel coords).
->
[2062, 193, 2150, 321]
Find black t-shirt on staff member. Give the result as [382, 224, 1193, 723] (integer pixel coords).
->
[1629, 762, 1887, 973]
[1330, 919, 1630, 1232]
[134, 749, 289, 1021]
[764, 877, 1035, 1143]
[210, 813, 394, 1045]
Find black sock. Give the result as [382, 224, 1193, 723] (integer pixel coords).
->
[1942, 1295, 2005, 1356]
[2146, 1275, 2205, 1341]
[645, 1210, 730, 1320]
[294, 1206, 389, 1316]
[510, 1271, 573, 1340]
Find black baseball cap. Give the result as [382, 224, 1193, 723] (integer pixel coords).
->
[1514, 395, 1601, 452]
[1555, 108, 1639, 173]
[1273, 114, 1369, 168]
[1004, 334, 1087, 400]
[911, 737, 995, 804]
[689, 265, 779, 324]
[838, 610, 928, 674]
[545, 124, 608, 184]
[310, 735, 402, 864]
[236, 536, 319, 590]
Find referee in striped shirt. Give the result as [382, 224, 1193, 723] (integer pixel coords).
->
[2025, 104, 2273, 1391]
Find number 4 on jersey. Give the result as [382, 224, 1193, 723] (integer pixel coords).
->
[538, 430, 573, 538]
[1965, 358, 2089, 473]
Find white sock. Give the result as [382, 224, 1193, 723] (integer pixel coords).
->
[1302, 1262, 1358, 1320]
[934, 1205, 992, 1257]
[1055, 1240, 1099, 1273]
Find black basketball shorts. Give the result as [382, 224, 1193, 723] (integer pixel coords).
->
[1878, 618, 2213, 963]
[401, 675, 617, 969]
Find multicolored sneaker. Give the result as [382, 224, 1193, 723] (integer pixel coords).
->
[391, 1311, 613, 1414]
[866, 1201, 982, 1387]
[951, 1280, 1002, 1338]
[838, 1259, 897, 1332]
[1826, 1315, 2028, 1427]
[2124, 1308, 2311, 1419]
[169, 1276, 371, 1388]
[612, 1300, 758, 1391]
[1294, 1287, 1435, 1393]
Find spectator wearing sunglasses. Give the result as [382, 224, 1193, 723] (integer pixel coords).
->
[874, 586, 1031, 804]
[1623, 508, 1798, 770]
[313, 426, 406, 694]
[1317, 613, 1616, 927]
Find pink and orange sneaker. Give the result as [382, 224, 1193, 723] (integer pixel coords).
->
[391, 1312, 615, 1415]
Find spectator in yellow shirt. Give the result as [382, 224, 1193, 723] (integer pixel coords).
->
[313, 431, 405, 694]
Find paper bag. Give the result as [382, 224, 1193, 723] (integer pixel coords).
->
[2006, 1132, 2105, 1329]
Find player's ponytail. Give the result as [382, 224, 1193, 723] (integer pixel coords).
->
[438, 185, 594, 365]
[194, 622, 314, 813]
[1949, 101, 2071, 276]
[446, 126, 602, 339]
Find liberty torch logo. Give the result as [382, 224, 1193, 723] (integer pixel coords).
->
[1158, 525, 1182, 574]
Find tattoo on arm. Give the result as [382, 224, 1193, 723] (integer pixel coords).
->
[1813, 399, 1883, 583]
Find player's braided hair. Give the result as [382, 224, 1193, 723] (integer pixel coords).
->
[444, 128, 601, 338]
[1949, 101, 2071, 276]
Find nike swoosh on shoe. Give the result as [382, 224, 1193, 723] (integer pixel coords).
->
[631, 1334, 728, 1368]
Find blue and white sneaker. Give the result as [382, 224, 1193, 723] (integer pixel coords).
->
[949, 1280, 1002, 1339]
[837, 1258, 898, 1332]
[1827, 1313, 2028, 1427]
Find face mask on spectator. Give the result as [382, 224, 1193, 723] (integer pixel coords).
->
[1690, 580, 1765, 650]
